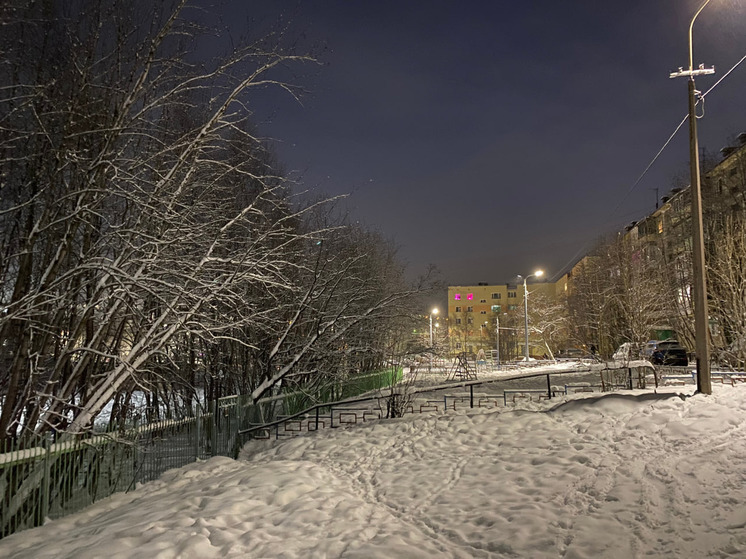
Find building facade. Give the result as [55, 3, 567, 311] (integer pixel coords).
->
[447, 279, 566, 359]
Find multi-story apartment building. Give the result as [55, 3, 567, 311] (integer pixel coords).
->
[703, 132, 746, 214]
[447, 132, 746, 362]
[617, 131, 746, 348]
[447, 279, 566, 358]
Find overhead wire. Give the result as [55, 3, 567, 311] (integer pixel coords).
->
[552, 51, 746, 282]
[701, 52, 746, 100]
[609, 115, 689, 217]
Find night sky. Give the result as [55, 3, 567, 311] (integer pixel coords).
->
[204, 0, 746, 285]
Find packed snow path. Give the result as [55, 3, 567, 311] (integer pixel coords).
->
[1, 385, 745, 558]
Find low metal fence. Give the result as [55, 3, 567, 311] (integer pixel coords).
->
[237, 364, 655, 443]
[0, 367, 401, 539]
[0, 405, 218, 539]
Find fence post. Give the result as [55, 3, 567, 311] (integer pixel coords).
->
[546, 374, 552, 399]
[628, 368, 633, 390]
[195, 404, 201, 460]
[469, 385, 474, 408]
[211, 400, 218, 457]
[40, 437, 51, 525]
[132, 417, 140, 488]
[237, 395, 244, 432]
[315, 406, 320, 431]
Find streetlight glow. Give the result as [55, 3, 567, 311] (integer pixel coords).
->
[429, 307, 439, 371]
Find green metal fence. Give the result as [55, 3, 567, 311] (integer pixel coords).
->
[0, 367, 401, 539]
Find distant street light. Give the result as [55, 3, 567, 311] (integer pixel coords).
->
[429, 308, 439, 347]
[518, 270, 544, 363]
[429, 308, 439, 370]
[669, 0, 714, 394]
[495, 314, 500, 370]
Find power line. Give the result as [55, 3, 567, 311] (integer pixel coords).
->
[552, 52, 746, 283]
[613, 52, 746, 213]
[701, 52, 746, 100]
[609, 115, 688, 216]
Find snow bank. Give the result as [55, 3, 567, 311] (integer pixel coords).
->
[1, 385, 745, 558]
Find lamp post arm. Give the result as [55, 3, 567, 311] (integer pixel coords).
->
[689, 0, 712, 71]
[523, 276, 530, 362]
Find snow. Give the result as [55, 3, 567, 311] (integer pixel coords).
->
[2, 383, 746, 558]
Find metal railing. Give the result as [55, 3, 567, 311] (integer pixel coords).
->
[237, 364, 654, 443]
[0, 367, 401, 539]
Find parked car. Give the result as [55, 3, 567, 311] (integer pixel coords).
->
[650, 341, 688, 366]
[557, 348, 586, 359]
[644, 339, 678, 358]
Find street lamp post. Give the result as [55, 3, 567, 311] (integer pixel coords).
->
[429, 308, 438, 346]
[429, 308, 439, 371]
[519, 270, 544, 363]
[495, 314, 500, 370]
[669, 0, 714, 394]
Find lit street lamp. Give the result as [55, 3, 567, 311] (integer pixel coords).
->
[669, 0, 714, 394]
[429, 308, 439, 370]
[429, 308, 439, 347]
[495, 314, 500, 370]
[518, 270, 544, 363]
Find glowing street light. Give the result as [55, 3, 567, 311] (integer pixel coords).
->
[429, 308, 439, 347]
[429, 308, 439, 371]
[518, 270, 544, 363]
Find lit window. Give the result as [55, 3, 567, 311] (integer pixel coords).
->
[454, 294, 461, 301]
[491, 305, 501, 312]
[508, 304, 517, 311]
[467, 293, 473, 300]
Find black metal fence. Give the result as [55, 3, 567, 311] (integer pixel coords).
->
[237, 364, 655, 444]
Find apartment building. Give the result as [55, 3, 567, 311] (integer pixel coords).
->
[447, 279, 566, 358]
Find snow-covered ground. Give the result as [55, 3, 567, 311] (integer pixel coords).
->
[2, 383, 745, 558]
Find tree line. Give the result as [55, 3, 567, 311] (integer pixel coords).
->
[0, 1, 433, 440]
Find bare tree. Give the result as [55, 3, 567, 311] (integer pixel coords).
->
[0, 1, 308, 437]
[708, 215, 746, 367]
[567, 231, 673, 359]
[528, 291, 569, 359]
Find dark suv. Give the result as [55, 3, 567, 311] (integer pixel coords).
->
[650, 341, 688, 366]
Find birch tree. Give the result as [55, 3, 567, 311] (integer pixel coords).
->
[0, 0, 315, 438]
[0, 1, 435, 438]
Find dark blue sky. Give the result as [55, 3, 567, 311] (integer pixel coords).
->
[204, 0, 746, 285]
